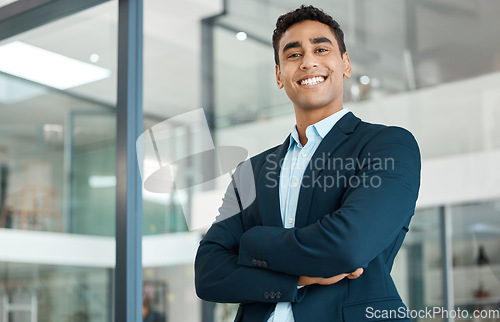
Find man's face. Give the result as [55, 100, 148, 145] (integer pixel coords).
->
[275, 20, 351, 113]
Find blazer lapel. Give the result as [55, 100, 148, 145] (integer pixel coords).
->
[258, 135, 290, 227]
[295, 112, 361, 228]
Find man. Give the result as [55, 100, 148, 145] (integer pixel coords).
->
[195, 5, 420, 322]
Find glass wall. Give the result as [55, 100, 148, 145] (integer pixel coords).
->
[137, 0, 227, 321]
[396, 207, 443, 322]
[0, 1, 118, 320]
[449, 202, 500, 316]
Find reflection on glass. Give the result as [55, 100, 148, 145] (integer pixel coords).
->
[0, 2, 117, 235]
[394, 207, 443, 322]
[141, 0, 207, 321]
[214, 24, 282, 128]
[0, 263, 112, 321]
[397, 203, 500, 322]
[71, 111, 116, 236]
[450, 201, 500, 320]
[0, 1, 117, 320]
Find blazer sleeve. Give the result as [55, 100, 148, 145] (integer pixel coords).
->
[237, 126, 421, 278]
[194, 165, 305, 304]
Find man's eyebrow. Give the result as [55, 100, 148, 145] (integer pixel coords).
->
[310, 37, 332, 45]
[282, 41, 301, 53]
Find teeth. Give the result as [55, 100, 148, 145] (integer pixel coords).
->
[300, 76, 325, 85]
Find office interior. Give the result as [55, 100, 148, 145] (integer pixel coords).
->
[0, 0, 499, 321]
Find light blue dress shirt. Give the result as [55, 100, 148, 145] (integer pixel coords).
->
[267, 108, 350, 322]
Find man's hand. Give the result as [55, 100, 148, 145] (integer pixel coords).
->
[298, 268, 364, 286]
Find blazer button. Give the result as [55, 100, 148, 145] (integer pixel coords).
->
[262, 261, 268, 268]
[276, 291, 282, 299]
[270, 292, 276, 299]
[257, 260, 263, 267]
[251, 259, 257, 265]
[264, 292, 270, 299]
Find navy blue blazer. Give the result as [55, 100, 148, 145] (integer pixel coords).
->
[195, 112, 421, 322]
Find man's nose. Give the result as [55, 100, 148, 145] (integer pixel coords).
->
[300, 52, 318, 69]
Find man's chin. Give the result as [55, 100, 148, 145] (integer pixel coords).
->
[295, 101, 334, 112]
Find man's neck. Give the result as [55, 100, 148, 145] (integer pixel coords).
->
[294, 106, 343, 146]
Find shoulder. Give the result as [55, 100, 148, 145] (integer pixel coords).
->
[352, 121, 421, 170]
[354, 118, 419, 149]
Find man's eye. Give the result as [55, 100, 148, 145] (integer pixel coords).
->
[287, 53, 301, 58]
[316, 48, 328, 53]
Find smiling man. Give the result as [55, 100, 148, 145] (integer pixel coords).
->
[195, 5, 421, 322]
[275, 20, 350, 141]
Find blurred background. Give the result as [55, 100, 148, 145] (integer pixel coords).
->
[0, 0, 499, 321]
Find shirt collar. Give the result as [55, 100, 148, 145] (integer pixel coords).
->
[289, 108, 350, 149]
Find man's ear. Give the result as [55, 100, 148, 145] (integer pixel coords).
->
[275, 64, 284, 89]
[342, 52, 352, 78]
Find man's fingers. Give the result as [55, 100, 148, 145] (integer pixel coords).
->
[302, 268, 364, 286]
[347, 268, 364, 279]
[298, 276, 317, 286]
[324, 274, 347, 285]
[315, 274, 346, 285]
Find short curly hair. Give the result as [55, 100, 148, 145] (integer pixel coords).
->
[272, 5, 346, 66]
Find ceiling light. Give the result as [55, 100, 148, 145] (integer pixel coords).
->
[0, 41, 111, 90]
[236, 32, 247, 41]
[90, 54, 100, 63]
[43, 123, 64, 143]
[360, 75, 370, 85]
[88, 176, 116, 188]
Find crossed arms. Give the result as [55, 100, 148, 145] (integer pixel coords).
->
[195, 127, 420, 304]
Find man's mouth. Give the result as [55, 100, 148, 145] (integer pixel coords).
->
[298, 76, 326, 86]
